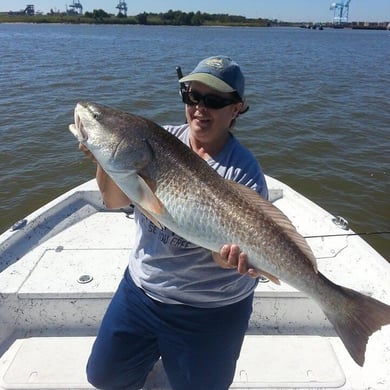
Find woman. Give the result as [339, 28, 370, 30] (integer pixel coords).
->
[84, 56, 268, 390]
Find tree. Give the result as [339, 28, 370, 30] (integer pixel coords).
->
[92, 9, 110, 20]
[191, 11, 203, 26]
[137, 12, 147, 25]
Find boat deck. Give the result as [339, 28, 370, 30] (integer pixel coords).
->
[1, 178, 389, 389]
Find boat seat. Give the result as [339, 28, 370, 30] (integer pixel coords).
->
[0, 335, 345, 389]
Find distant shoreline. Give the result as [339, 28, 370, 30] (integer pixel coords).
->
[0, 13, 269, 27]
[0, 14, 388, 30]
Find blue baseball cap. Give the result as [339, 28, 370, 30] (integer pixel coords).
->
[179, 56, 245, 100]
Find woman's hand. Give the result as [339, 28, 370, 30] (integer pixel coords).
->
[212, 244, 260, 278]
[79, 143, 97, 163]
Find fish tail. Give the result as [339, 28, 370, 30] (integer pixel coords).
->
[319, 272, 390, 367]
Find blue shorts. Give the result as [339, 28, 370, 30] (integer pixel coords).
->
[87, 268, 253, 390]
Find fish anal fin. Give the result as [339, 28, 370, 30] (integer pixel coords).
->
[257, 269, 281, 285]
[212, 251, 280, 284]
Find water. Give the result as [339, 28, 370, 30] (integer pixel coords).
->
[0, 24, 389, 260]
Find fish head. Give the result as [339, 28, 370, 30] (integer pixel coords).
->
[69, 102, 153, 174]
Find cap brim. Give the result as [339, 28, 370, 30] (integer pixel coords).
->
[179, 73, 236, 94]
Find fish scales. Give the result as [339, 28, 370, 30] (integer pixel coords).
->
[146, 122, 257, 256]
[69, 101, 390, 367]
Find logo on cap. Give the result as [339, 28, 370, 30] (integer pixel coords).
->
[204, 57, 226, 70]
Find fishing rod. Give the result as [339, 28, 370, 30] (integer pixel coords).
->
[176, 65, 188, 124]
[304, 231, 390, 239]
[303, 215, 390, 239]
[176, 66, 187, 97]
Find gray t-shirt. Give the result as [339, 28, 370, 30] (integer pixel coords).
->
[128, 124, 268, 308]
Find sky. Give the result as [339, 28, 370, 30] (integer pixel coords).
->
[1, 0, 389, 23]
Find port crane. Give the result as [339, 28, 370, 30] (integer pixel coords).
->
[116, 1, 128, 17]
[9, 4, 35, 16]
[24, 5, 35, 15]
[330, 0, 351, 25]
[66, 0, 83, 15]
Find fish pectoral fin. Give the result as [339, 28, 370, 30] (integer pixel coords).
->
[257, 269, 281, 285]
[133, 174, 165, 216]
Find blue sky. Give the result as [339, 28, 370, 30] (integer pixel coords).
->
[1, 1, 389, 22]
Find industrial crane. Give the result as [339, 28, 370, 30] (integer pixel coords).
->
[67, 1, 83, 15]
[330, 0, 351, 26]
[116, 1, 128, 17]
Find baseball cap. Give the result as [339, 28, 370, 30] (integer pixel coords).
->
[179, 56, 245, 100]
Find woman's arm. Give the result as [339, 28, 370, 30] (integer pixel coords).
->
[96, 164, 131, 209]
[79, 144, 130, 209]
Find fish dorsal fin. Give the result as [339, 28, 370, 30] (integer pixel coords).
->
[227, 180, 318, 273]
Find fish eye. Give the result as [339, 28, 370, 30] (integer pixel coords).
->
[92, 110, 102, 120]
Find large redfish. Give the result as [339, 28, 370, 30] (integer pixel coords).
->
[69, 102, 390, 366]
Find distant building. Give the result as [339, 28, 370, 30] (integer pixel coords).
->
[8, 4, 35, 16]
[351, 21, 389, 30]
[66, 1, 83, 15]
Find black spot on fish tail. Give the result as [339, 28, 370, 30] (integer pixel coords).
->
[319, 272, 390, 366]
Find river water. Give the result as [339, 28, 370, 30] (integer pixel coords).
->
[0, 24, 389, 259]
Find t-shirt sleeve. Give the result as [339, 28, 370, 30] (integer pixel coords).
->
[231, 158, 269, 200]
[211, 134, 269, 200]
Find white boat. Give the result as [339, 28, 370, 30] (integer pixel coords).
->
[0, 176, 389, 390]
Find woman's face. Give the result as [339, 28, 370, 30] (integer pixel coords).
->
[185, 82, 242, 148]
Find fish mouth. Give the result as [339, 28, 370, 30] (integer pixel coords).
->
[69, 109, 88, 142]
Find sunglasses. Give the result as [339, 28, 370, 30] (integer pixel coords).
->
[181, 90, 240, 110]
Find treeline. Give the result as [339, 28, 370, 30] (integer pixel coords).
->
[0, 9, 271, 27]
[134, 10, 271, 27]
